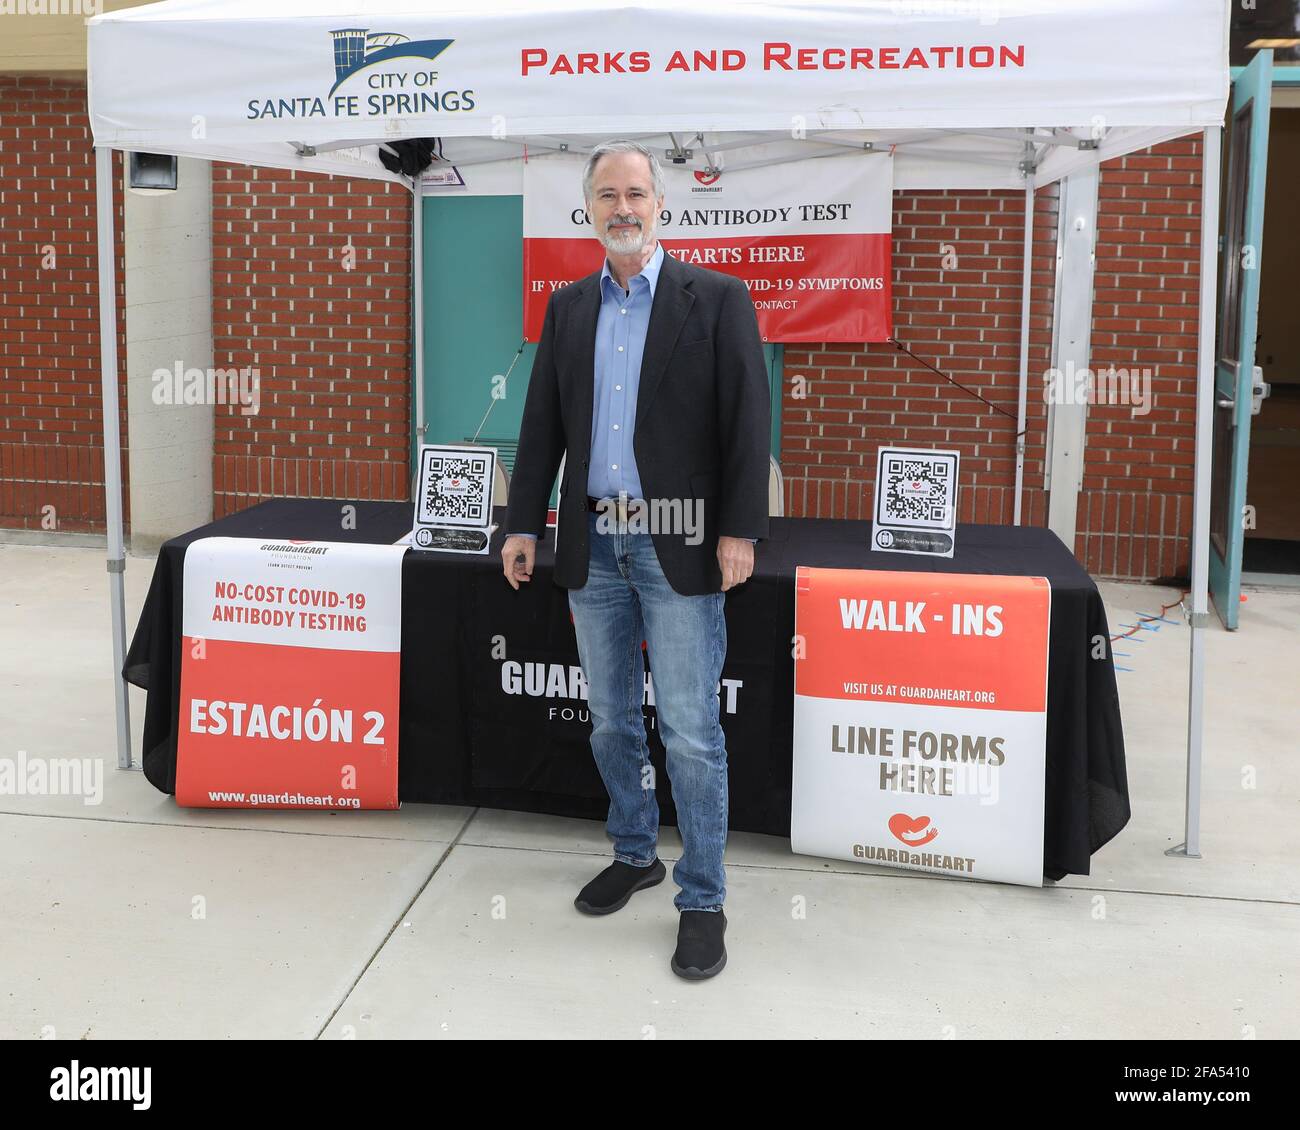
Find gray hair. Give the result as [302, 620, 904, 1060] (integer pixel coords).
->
[582, 140, 666, 205]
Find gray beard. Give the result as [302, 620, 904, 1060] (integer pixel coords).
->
[602, 226, 647, 255]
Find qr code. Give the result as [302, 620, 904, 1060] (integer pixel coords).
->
[419, 452, 492, 526]
[882, 456, 954, 526]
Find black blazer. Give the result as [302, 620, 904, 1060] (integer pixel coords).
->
[505, 249, 771, 596]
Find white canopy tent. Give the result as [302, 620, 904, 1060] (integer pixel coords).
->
[87, 0, 1230, 858]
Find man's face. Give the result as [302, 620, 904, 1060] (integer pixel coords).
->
[588, 151, 663, 256]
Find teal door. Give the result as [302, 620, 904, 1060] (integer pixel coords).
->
[1210, 50, 1273, 629]
[419, 195, 536, 472]
[419, 194, 783, 492]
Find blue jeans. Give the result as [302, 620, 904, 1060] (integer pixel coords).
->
[567, 510, 729, 912]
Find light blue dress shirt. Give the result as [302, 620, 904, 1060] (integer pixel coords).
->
[509, 241, 755, 544]
[586, 239, 664, 501]
[508, 244, 661, 541]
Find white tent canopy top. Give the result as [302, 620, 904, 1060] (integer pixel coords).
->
[85, 0, 1230, 863]
[88, 0, 1228, 188]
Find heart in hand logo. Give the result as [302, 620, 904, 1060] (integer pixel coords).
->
[888, 812, 938, 847]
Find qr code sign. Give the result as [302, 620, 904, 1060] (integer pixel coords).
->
[418, 451, 492, 527]
[884, 457, 951, 523]
[876, 451, 958, 529]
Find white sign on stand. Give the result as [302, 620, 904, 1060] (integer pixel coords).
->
[872, 446, 960, 558]
[410, 444, 498, 554]
[791, 567, 1052, 887]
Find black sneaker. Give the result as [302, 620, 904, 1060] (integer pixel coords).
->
[671, 909, 728, 980]
[573, 858, 666, 915]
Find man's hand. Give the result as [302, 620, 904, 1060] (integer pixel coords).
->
[717, 536, 755, 592]
[502, 535, 536, 590]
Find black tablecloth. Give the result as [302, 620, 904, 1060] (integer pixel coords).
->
[125, 499, 1130, 879]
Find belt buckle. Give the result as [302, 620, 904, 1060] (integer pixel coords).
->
[610, 491, 643, 529]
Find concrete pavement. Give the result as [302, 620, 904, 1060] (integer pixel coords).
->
[0, 543, 1295, 1039]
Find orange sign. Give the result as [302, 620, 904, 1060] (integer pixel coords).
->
[792, 566, 1051, 887]
[176, 538, 406, 810]
[795, 568, 1051, 712]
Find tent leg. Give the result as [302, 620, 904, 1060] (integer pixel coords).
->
[96, 146, 132, 771]
[412, 174, 426, 451]
[1013, 182, 1034, 525]
[1168, 124, 1221, 861]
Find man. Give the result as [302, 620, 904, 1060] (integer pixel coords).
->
[501, 139, 770, 980]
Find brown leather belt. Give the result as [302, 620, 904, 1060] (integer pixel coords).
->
[587, 496, 648, 521]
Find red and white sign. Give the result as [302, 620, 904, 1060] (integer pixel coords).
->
[177, 537, 407, 810]
[791, 567, 1051, 887]
[523, 153, 892, 342]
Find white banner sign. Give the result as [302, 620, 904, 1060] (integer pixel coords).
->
[178, 536, 407, 809]
[524, 153, 892, 342]
[792, 566, 1051, 887]
[90, 2, 1229, 154]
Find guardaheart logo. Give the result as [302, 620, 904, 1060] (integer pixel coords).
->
[689, 168, 723, 194]
[888, 812, 939, 847]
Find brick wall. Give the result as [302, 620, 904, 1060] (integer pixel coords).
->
[0, 77, 127, 535]
[210, 164, 412, 518]
[781, 135, 1204, 582]
[1085, 135, 1203, 580]
[1, 113, 1204, 581]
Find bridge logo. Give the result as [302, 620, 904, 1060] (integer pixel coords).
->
[328, 28, 454, 95]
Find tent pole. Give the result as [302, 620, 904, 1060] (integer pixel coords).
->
[411, 175, 426, 456]
[96, 146, 132, 771]
[1169, 124, 1221, 861]
[1013, 182, 1033, 525]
